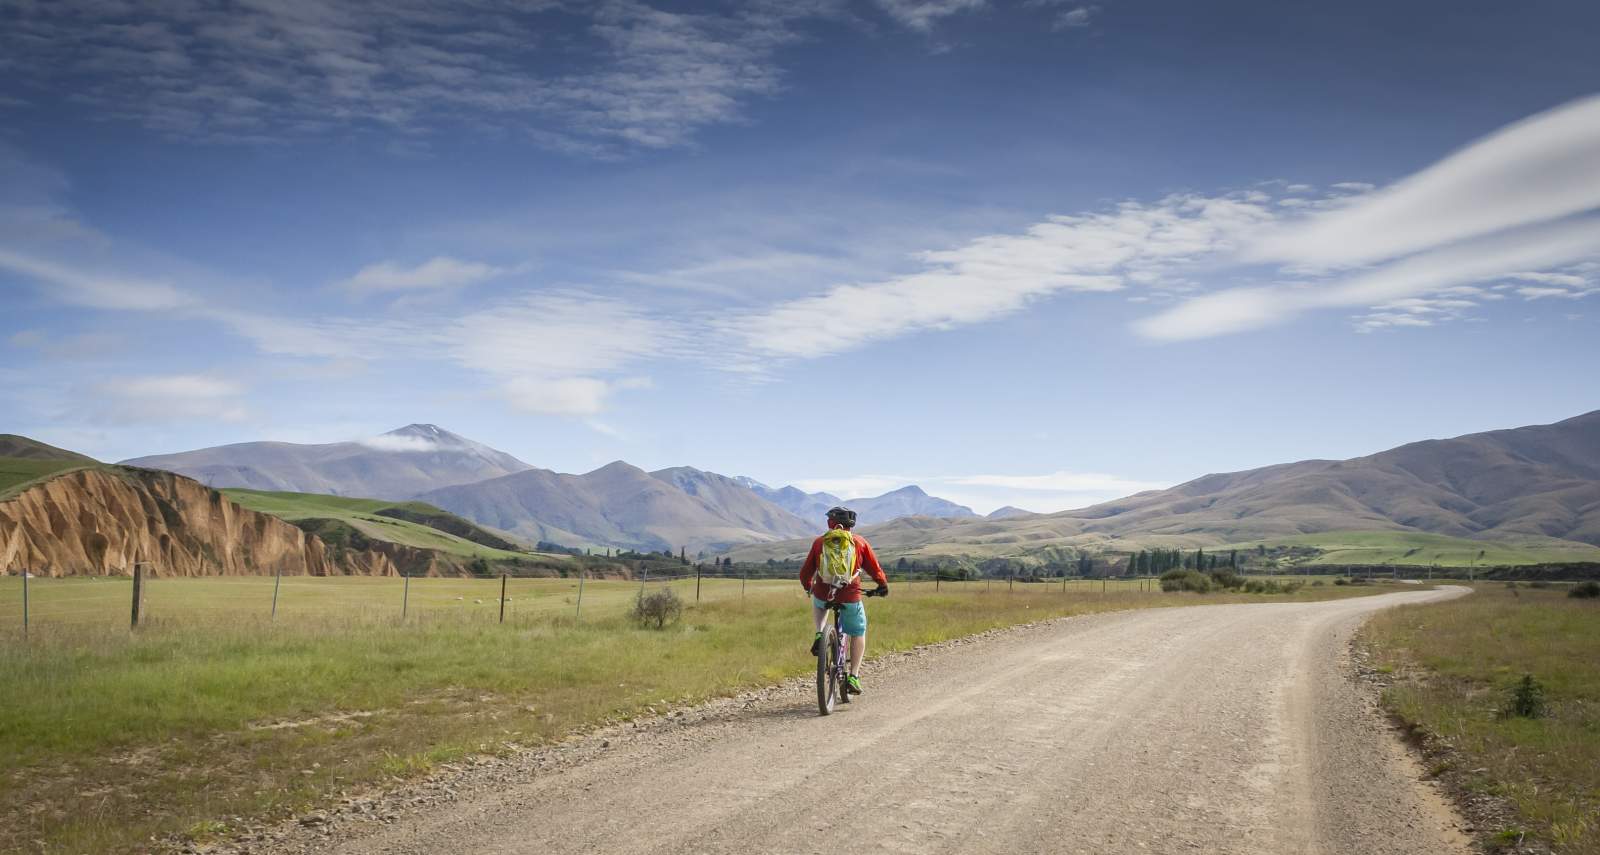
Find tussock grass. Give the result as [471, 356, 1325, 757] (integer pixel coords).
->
[1, 576, 1399, 853]
[1362, 584, 1600, 853]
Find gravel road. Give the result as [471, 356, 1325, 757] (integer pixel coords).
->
[254, 587, 1473, 855]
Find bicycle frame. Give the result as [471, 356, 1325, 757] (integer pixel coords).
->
[817, 601, 852, 715]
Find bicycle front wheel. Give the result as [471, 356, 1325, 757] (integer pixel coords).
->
[816, 627, 838, 715]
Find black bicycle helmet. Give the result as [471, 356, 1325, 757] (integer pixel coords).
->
[825, 506, 857, 529]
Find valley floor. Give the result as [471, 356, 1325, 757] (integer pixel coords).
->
[239, 588, 1473, 855]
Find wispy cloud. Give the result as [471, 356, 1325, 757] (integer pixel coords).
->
[874, 0, 987, 32]
[86, 374, 249, 424]
[725, 192, 1275, 359]
[1137, 95, 1600, 339]
[1024, 0, 1098, 31]
[336, 256, 513, 295]
[1248, 95, 1600, 268]
[450, 293, 673, 416]
[0, 249, 192, 311]
[357, 433, 438, 452]
[0, 0, 838, 155]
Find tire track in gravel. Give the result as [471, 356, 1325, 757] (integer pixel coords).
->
[254, 587, 1473, 855]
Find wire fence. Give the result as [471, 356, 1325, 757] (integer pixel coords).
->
[0, 567, 1165, 637]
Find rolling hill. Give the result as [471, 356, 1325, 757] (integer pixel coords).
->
[0, 434, 101, 499]
[121, 424, 532, 500]
[724, 410, 1600, 565]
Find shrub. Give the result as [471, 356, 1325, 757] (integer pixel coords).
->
[631, 588, 684, 629]
[1503, 674, 1547, 719]
[1569, 581, 1600, 599]
[1311, 579, 1325, 587]
[1207, 569, 1243, 590]
[1528, 580, 1552, 589]
[1333, 577, 1349, 586]
[1160, 570, 1211, 593]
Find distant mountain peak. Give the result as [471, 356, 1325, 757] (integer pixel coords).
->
[732, 475, 770, 491]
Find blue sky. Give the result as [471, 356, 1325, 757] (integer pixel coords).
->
[2, 0, 1598, 514]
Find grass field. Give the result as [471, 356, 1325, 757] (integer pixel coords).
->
[220, 489, 537, 561]
[1230, 530, 1600, 567]
[0, 574, 1401, 853]
[1362, 583, 1600, 853]
[0, 457, 98, 499]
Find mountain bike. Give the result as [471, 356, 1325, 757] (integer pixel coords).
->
[817, 587, 886, 716]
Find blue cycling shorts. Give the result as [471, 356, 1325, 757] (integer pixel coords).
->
[813, 596, 867, 637]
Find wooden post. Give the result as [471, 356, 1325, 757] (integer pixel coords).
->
[935, 574, 940, 592]
[271, 563, 283, 620]
[575, 568, 586, 622]
[696, 563, 702, 603]
[741, 568, 747, 600]
[499, 574, 508, 624]
[1062, 574, 1066, 593]
[1008, 577, 1013, 593]
[639, 567, 648, 596]
[1102, 576, 1107, 594]
[21, 567, 29, 638]
[401, 570, 410, 620]
[130, 564, 144, 628]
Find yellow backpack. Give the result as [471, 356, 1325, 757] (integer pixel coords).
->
[817, 528, 860, 589]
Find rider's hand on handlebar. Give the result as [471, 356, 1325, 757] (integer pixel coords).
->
[874, 585, 889, 598]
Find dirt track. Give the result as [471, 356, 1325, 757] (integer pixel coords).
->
[260, 587, 1474, 855]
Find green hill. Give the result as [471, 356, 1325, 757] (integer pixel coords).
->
[220, 489, 537, 561]
[1223, 531, 1600, 567]
[0, 435, 102, 499]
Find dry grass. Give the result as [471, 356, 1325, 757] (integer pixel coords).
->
[1362, 583, 1600, 853]
[0, 575, 1401, 853]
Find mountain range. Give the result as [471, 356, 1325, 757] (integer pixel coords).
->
[123, 424, 532, 500]
[118, 426, 978, 553]
[725, 409, 1600, 563]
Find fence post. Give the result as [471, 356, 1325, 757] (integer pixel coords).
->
[1008, 577, 1013, 593]
[741, 568, 746, 600]
[401, 569, 410, 620]
[130, 564, 144, 628]
[499, 573, 508, 624]
[935, 573, 940, 592]
[21, 567, 29, 638]
[639, 567, 648, 597]
[696, 563, 702, 603]
[271, 563, 283, 620]
[1102, 576, 1107, 594]
[575, 567, 585, 622]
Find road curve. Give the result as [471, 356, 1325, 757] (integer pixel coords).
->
[297, 588, 1474, 855]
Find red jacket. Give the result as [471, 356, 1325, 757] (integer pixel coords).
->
[799, 530, 888, 603]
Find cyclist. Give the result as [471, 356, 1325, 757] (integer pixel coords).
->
[800, 506, 888, 695]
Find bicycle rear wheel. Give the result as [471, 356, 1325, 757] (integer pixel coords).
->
[816, 626, 838, 715]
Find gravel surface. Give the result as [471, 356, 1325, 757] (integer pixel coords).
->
[225, 587, 1474, 855]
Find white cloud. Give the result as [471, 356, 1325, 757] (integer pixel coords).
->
[88, 374, 249, 424]
[337, 256, 511, 295]
[451, 293, 672, 416]
[1138, 217, 1600, 340]
[1248, 95, 1600, 267]
[728, 193, 1274, 358]
[1051, 6, 1096, 29]
[0, 0, 836, 155]
[0, 248, 193, 311]
[875, 0, 987, 31]
[356, 434, 438, 452]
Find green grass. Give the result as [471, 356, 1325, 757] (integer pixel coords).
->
[1362, 583, 1600, 853]
[221, 489, 537, 561]
[1228, 530, 1600, 567]
[0, 575, 1403, 853]
[0, 457, 99, 499]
